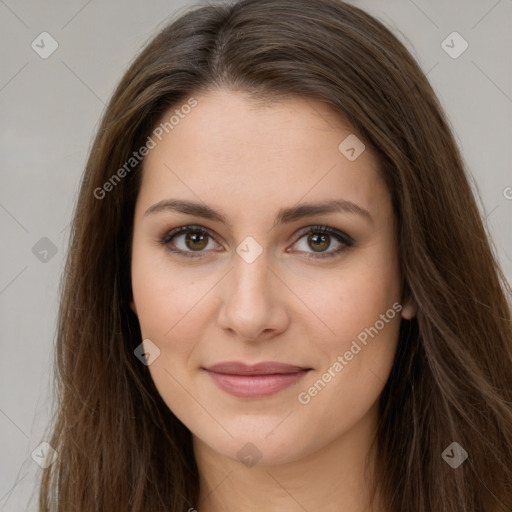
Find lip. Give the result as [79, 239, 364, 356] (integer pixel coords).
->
[203, 361, 312, 398]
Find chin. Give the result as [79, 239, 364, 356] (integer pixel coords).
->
[190, 415, 329, 468]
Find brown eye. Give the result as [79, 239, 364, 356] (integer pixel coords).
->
[291, 225, 353, 259]
[183, 231, 209, 251]
[307, 232, 330, 252]
[161, 226, 221, 257]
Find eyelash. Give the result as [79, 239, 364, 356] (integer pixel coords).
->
[159, 224, 353, 260]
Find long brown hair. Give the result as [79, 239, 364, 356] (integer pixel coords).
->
[39, 0, 512, 510]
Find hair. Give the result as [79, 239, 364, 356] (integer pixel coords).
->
[39, 0, 512, 510]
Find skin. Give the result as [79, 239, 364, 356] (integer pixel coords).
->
[130, 88, 416, 512]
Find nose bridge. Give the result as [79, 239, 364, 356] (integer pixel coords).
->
[231, 244, 272, 305]
[217, 241, 287, 339]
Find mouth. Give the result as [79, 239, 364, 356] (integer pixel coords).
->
[203, 361, 312, 398]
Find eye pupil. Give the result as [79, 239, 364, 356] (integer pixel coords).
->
[308, 233, 330, 252]
[186, 232, 208, 251]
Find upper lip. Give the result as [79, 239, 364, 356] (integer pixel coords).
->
[204, 361, 311, 375]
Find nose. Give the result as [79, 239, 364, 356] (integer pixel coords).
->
[216, 249, 290, 342]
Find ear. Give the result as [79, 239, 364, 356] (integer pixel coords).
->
[401, 293, 417, 320]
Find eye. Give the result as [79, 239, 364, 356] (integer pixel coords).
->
[159, 224, 353, 260]
[289, 225, 353, 259]
[160, 225, 221, 258]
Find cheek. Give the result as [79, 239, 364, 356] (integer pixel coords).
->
[131, 244, 221, 366]
[132, 272, 200, 351]
[131, 261, 210, 416]
[293, 253, 401, 402]
[299, 254, 401, 349]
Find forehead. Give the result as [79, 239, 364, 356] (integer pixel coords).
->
[137, 89, 388, 223]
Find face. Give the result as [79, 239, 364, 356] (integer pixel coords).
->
[130, 88, 415, 466]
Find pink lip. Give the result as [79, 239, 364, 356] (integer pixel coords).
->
[203, 361, 312, 398]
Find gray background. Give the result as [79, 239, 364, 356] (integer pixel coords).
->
[1, 0, 511, 509]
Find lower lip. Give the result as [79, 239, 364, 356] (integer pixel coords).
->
[205, 370, 310, 398]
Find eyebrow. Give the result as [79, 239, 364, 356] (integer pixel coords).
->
[144, 198, 373, 226]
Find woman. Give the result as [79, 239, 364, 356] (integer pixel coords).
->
[39, 0, 512, 510]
